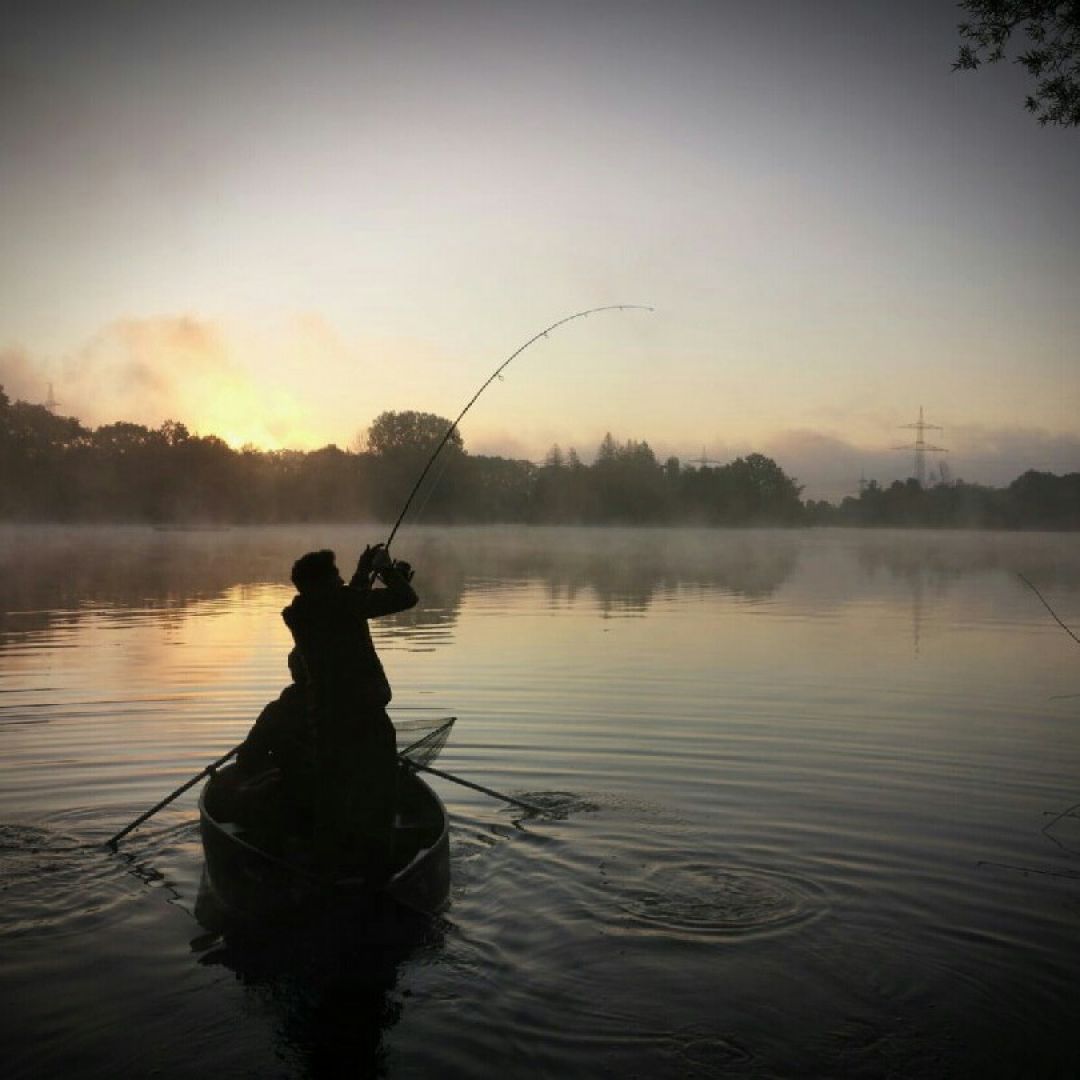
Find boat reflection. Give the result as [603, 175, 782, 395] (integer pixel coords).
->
[193, 866, 446, 1076]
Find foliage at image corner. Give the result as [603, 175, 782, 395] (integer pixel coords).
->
[955, 0, 1080, 127]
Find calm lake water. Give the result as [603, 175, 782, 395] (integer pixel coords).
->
[2, 525, 1079, 1078]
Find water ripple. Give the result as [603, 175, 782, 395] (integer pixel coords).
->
[611, 860, 826, 940]
[0, 824, 143, 937]
[514, 790, 603, 818]
[658, 1027, 755, 1071]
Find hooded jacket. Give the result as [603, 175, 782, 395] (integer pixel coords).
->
[281, 566, 418, 716]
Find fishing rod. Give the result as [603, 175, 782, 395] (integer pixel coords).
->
[383, 304, 653, 551]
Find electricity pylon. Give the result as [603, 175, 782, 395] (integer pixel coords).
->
[893, 406, 947, 486]
[692, 447, 723, 469]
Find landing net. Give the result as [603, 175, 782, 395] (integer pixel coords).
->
[395, 716, 456, 770]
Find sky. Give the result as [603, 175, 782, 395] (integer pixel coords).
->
[2, 0, 1078, 500]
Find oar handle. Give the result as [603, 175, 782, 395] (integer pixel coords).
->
[408, 761, 546, 815]
[105, 744, 241, 849]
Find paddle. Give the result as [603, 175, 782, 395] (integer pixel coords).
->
[104, 743, 241, 849]
[406, 760, 547, 815]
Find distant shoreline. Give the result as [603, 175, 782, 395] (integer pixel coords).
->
[3, 397, 1077, 531]
[1, 518, 1077, 533]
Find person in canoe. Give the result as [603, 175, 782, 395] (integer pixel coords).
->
[230, 647, 313, 839]
[282, 543, 418, 876]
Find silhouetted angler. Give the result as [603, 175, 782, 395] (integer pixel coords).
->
[282, 545, 418, 874]
[231, 647, 311, 836]
[237, 647, 309, 775]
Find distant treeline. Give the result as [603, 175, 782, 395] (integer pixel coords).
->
[1, 389, 1077, 528]
[807, 473, 1080, 530]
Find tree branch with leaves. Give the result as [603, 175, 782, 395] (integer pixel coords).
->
[955, 0, 1080, 126]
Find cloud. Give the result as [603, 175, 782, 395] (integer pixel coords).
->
[6, 319, 1078, 501]
[764, 429, 877, 500]
[3, 312, 472, 452]
[4, 316, 319, 449]
[0, 346, 47, 403]
[67, 316, 234, 425]
[764, 426, 1080, 501]
[943, 424, 1080, 484]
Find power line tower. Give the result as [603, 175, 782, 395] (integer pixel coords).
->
[44, 382, 60, 412]
[692, 447, 723, 469]
[893, 406, 947, 486]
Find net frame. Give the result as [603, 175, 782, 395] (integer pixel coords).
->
[396, 716, 456, 770]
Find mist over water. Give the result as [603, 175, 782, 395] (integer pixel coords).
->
[2, 525, 1079, 1077]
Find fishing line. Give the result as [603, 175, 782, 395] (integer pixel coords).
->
[1018, 572, 1080, 647]
[408, 442, 459, 527]
[384, 304, 653, 551]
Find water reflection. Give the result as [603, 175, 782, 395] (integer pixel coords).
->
[853, 529, 1080, 591]
[193, 881, 446, 1077]
[4, 524, 1077, 730]
[4, 526, 1080, 1077]
[407, 527, 801, 614]
[1, 525, 806, 644]
[5, 525, 1076, 630]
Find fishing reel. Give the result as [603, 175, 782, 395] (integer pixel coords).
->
[391, 559, 414, 583]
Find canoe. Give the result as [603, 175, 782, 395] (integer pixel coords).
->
[198, 762, 450, 923]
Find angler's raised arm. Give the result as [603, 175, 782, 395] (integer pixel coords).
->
[367, 561, 418, 617]
[348, 543, 417, 616]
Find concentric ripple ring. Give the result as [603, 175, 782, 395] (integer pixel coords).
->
[614, 861, 826, 939]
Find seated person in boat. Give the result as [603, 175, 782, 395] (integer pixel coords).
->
[231, 647, 312, 837]
[282, 544, 418, 875]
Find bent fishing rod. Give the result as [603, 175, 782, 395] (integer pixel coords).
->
[384, 304, 653, 550]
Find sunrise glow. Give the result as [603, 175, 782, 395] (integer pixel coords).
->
[2, 3, 1078, 499]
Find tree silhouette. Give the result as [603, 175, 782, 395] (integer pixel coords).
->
[362, 410, 465, 522]
[3, 384, 1076, 529]
[365, 411, 462, 458]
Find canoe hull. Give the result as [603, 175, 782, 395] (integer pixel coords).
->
[198, 764, 450, 924]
